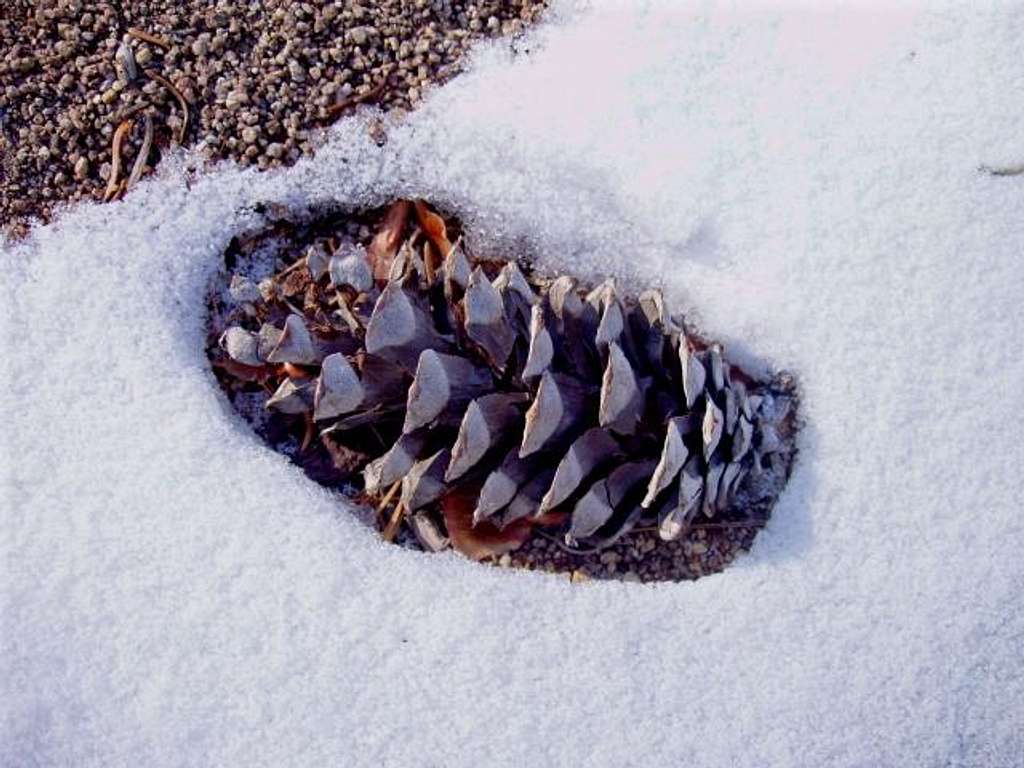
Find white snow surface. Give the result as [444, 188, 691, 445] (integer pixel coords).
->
[4, 2, 1024, 766]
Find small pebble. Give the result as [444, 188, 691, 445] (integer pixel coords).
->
[1, 0, 549, 239]
[599, 550, 621, 566]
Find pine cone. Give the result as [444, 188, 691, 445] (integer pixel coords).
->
[208, 201, 798, 560]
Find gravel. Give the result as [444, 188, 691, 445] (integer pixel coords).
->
[0, 0, 547, 239]
[496, 521, 763, 583]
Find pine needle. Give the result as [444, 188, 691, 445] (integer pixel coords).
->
[126, 114, 154, 189]
[127, 27, 172, 50]
[382, 502, 406, 542]
[324, 67, 393, 119]
[375, 480, 402, 517]
[103, 119, 134, 202]
[145, 69, 189, 144]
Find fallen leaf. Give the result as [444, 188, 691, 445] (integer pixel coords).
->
[367, 200, 411, 281]
[441, 484, 533, 561]
[414, 200, 452, 264]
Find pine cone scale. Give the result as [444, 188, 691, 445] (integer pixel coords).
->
[208, 201, 799, 563]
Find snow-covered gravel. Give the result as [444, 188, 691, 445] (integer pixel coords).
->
[4, 3, 1023, 766]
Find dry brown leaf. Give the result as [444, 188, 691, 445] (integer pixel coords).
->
[414, 200, 452, 260]
[367, 200, 411, 281]
[441, 485, 533, 561]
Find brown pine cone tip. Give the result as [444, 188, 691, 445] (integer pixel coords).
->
[206, 200, 799, 581]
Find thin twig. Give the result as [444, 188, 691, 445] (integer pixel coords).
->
[126, 114, 153, 189]
[127, 27, 172, 50]
[103, 118, 134, 202]
[145, 69, 189, 144]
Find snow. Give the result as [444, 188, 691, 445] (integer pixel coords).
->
[4, 2, 1024, 766]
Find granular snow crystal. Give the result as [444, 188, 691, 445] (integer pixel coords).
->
[3, 2, 1024, 767]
